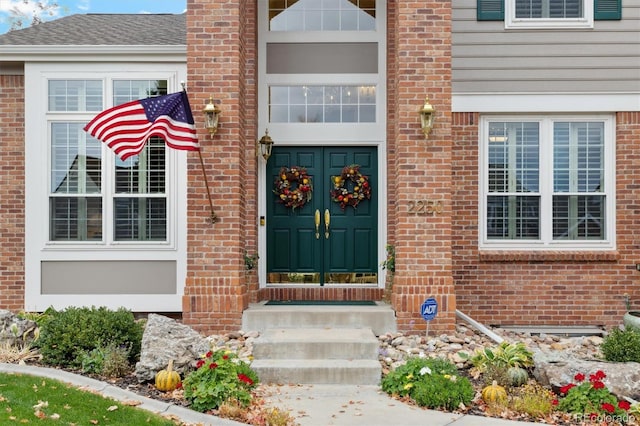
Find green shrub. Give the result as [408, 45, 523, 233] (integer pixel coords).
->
[81, 343, 132, 378]
[183, 349, 259, 412]
[381, 357, 473, 410]
[461, 341, 533, 374]
[38, 306, 143, 369]
[601, 326, 640, 363]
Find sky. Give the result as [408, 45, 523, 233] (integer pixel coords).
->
[0, 0, 186, 34]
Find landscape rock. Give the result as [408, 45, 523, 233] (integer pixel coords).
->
[533, 350, 640, 401]
[134, 314, 210, 382]
[0, 310, 38, 347]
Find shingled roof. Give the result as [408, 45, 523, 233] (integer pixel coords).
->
[0, 13, 186, 46]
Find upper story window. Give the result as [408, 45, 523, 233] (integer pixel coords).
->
[48, 79, 169, 243]
[477, 0, 622, 27]
[507, 0, 593, 28]
[269, 0, 376, 31]
[480, 115, 615, 250]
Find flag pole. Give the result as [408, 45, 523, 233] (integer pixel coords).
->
[181, 83, 217, 224]
[197, 149, 218, 224]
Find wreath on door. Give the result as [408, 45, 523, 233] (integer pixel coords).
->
[330, 164, 371, 210]
[273, 166, 313, 210]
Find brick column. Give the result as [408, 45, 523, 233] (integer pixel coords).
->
[389, 1, 455, 333]
[0, 75, 25, 311]
[183, 1, 257, 334]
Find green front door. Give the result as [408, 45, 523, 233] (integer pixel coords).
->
[267, 146, 378, 285]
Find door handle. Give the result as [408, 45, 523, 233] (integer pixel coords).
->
[324, 209, 330, 239]
[315, 209, 320, 239]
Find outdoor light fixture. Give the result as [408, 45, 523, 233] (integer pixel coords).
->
[202, 96, 221, 136]
[257, 129, 274, 161]
[418, 97, 435, 137]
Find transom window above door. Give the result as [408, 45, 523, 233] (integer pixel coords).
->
[269, 0, 376, 31]
[269, 85, 376, 123]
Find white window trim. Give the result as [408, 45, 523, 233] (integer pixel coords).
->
[25, 62, 189, 312]
[479, 114, 616, 251]
[256, 0, 388, 289]
[505, 0, 594, 29]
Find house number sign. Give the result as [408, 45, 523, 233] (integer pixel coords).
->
[407, 200, 443, 215]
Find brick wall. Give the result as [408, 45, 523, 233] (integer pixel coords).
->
[452, 112, 640, 329]
[389, 1, 456, 334]
[0, 75, 25, 311]
[183, 0, 257, 334]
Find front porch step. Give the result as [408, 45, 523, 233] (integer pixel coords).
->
[250, 359, 382, 385]
[242, 302, 397, 335]
[253, 328, 379, 360]
[245, 302, 394, 384]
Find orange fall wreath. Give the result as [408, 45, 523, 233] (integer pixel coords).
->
[330, 164, 371, 210]
[273, 166, 313, 210]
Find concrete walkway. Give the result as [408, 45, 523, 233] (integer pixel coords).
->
[0, 363, 540, 426]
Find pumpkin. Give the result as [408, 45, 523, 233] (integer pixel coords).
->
[507, 366, 529, 387]
[155, 359, 181, 391]
[481, 380, 507, 404]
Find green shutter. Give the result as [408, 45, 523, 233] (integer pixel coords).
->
[477, 0, 504, 21]
[595, 0, 622, 20]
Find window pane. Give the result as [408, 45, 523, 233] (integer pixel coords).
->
[48, 80, 102, 112]
[554, 122, 604, 193]
[115, 138, 166, 194]
[114, 198, 167, 241]
[113, 80, 167, 105]
[49, 197, 102, 241]
[487, 122, 539, 193]
[269, 0, 376, 31]
[51, 123, 102, 194]
[269, 85, 376, 123]
[553, 195, 605, 239]
[515, 0, 583, 18]
[487, 195, 540, 239]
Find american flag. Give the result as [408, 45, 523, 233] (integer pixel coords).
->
[83, 91, 199, 160]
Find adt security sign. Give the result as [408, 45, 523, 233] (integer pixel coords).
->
[421, 297, 438, 321]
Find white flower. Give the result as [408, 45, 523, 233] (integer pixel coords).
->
[419, 367, 432, 376]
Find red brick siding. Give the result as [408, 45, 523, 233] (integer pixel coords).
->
[388, 1, 456, 334]
[0, 75, 25, 311]
[183, 0, 257, 334]
[452, 112, 640, 329]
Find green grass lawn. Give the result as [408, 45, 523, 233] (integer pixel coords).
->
[0, 372, 179, 425]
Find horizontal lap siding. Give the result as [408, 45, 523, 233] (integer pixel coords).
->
[452, 0, 640, 94]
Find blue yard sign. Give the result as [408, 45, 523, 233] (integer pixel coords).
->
[421, 297, 438, 321]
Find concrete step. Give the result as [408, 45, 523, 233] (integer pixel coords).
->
[242, 302, 397, 335]
[251, 359, 381, 385]
[253, 328, 379, 360]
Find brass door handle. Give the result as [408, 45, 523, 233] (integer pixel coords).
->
[324, 209, 330, 239]
[315, 209, 320, 239]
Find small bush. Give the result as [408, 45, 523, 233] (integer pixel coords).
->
[38, 306, 143, 369]
[183, 349, 259, 412]
[381, 357, 474, 411]
[601, 326, 640, 363]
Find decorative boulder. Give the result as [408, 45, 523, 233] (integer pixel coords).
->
[533, 349, 640, 401]
[134, 314, 210, 382]
[0, 310, 38, 347]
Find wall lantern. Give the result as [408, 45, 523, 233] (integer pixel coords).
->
[418, 97, 436, 137]
[257, 129, 274, 161]
[202, 96, 221, 136]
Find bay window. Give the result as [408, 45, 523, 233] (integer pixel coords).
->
[48, 78, 169, 244]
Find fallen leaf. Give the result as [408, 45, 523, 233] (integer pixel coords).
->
[50, 413, 60, 420]
[90, 419, 99, 424]
[34, 410, 46, 419]
[121, 400, 141, 406]
[107, 405, 118, 412]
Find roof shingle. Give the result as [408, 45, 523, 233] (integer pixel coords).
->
[0, 13, 185, 46]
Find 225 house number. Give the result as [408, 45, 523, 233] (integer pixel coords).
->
[407, 200, 443, 215]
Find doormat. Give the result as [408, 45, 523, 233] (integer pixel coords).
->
[265, 300, 376, 306]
